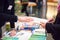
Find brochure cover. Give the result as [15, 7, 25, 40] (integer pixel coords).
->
[2, 37, 19, 40]
[29, 35, 46, 40]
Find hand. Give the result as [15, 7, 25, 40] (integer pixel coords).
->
[48, 18, 54, 23]
[40, 22, 46, 28]
[18, 17, 33, 22]
[10, 30, 16, 36]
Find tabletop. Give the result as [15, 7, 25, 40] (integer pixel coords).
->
[3, 17, 47, 40]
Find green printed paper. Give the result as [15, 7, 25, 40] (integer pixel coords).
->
[29, 35, 46, 40]
[2, 37, 19, 40]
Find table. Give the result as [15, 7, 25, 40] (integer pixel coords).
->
[3, 17, 47, 40]
[3, 30, 46, 40]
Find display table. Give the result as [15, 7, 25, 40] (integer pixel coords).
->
[3, 17, 47, 40]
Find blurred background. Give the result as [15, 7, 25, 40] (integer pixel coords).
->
[15, 0, 58, 19]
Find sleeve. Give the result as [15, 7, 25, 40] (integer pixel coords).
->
[8, 0, 14, 5]
[46, 23, 60, 33]
[0, 13, 17, 22]
[7, 0, 14, 10]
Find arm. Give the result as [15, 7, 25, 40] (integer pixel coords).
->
[0, 13, 17, 22]
[0, 13, 33, 22]
[46, 23, 60, 33]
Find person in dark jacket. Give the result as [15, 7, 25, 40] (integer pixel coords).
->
[0, 0, 17, 36]
[20, 0, 29, 16]
[0, 0, 33, 38]
[0, 0, 15, 28]
[40, 5, 60, 40]
[4, 0, 15, 28]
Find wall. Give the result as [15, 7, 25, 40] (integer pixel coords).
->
[46, 2, 58, 19]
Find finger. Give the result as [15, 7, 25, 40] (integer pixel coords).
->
[40, 21, 47, 24]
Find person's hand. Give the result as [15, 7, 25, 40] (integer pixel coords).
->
[48, 18, 55, 23]
[40, 22, 46, 28]
[18, 17, 34, 22]
[10, 30, 16, 36]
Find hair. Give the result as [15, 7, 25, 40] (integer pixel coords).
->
[56, 5, 60, 17]
[57, 9, 60, 17]
[53, 5, 60, 24]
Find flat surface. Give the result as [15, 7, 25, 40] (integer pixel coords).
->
[3, 17, 47, 40]
[3, 30, 46, 40]
[29, 35, 46, 40]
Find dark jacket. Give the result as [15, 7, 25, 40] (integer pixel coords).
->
[46, 11, 60, 40]
[2, 0, 15, 15]
[0, 0, 17, 28]
[20, 0, 36, 3]
[4, 0, 15, 28]
[29, 0, 36, 2]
